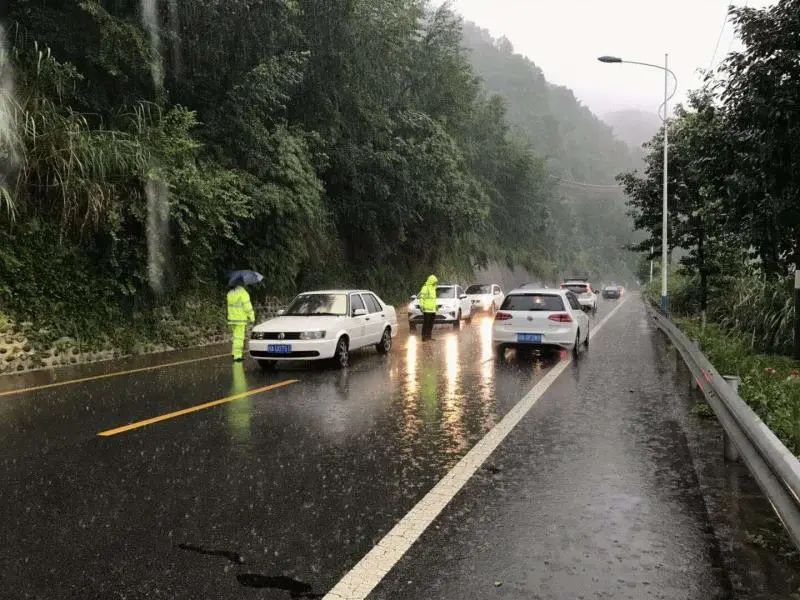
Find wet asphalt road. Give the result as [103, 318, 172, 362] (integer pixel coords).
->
[0, 297, 745, 599]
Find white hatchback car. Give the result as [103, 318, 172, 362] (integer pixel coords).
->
[465, 283, 505, 314]
[249, 290, 398, 369]
[493, 288, 590, 357]
[408, 284, 472, 330]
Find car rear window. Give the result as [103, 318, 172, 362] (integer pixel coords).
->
[562, 284, 588, 294]
[501, 294, 565, 312]
[466, 284, 490, 294]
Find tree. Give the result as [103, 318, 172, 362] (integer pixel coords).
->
[717, 0, 800, 275]
[620, 92, 742, 310]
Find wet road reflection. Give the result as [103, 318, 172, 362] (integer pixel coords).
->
[0, 305, 612, 599]
[226, 362, 251, 444]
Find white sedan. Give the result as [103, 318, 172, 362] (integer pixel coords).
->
[408, 284, 472, 330]
[493, 288, 590, 358]
[249, 290, 398, 369]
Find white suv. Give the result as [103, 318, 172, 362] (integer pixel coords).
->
[560, 280, 597, 314]
[409, 284, 472, 330]
[465, 283, 505, 314]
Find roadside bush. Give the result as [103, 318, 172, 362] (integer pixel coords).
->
[679, 319, 800, 456]
[710, 272, 793, 355]
[643, 269, 700, 315]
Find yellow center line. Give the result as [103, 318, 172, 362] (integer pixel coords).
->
[98, 379, 299, 437]
[0, 353, 229, 399]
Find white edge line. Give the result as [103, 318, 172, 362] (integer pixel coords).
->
[323, 297, 630, 600]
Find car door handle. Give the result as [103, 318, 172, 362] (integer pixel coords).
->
[365, 317, 371, 321]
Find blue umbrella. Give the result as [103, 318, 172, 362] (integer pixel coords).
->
[228, 270, 264, 287]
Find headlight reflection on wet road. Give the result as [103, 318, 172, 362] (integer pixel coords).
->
[478, 316, 496, 426]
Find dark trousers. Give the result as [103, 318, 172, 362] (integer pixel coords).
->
[422, 312, 435, 340]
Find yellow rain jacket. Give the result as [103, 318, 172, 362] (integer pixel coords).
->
[227, 286, 255, 324]
[418, 274, 438, 313]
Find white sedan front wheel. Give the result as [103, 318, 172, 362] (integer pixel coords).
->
[376, 328, 392, 354]
[332, 337, 349, 369]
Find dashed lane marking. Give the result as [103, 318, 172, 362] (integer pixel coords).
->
[97, 379, 299, 437]
[323, 297, 630, 600]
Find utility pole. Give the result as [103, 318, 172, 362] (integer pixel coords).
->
[660, 53, 669, 315]
[649, 245, 654, 283]
[597, 53, 675, 313]
[794, 269, 800, 360]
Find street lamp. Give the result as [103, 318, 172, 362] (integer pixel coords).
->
[598, 54, 677, 313]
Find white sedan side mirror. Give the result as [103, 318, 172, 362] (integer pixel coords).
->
[353, 308, 368, 317]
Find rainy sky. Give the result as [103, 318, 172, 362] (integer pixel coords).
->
[445, 0, 777, 116]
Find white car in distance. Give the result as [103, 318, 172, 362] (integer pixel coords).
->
[249, 290, 398, 369]
[465, 283, 505, 314]
[493, 288, 590, 358]
[560, 280, 598, 314]
[408, 284, 472, 330]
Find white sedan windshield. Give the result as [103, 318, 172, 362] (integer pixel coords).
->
[285, 294, 347, 316]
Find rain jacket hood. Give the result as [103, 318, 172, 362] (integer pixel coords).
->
[419, 275, 439, 313]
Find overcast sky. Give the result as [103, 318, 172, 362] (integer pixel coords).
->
[445, 0, 775, 117]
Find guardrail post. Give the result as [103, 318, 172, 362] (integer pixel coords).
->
[723, 375, 742, 463]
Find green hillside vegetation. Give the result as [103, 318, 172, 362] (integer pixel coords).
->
[0, 1, 637, 350]
[603, 109, 662, 153]
[461, 22, 640, 280]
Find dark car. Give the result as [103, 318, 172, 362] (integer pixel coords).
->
[602, 285, 621, 299]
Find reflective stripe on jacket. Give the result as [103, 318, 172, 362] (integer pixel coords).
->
[227, 286, 255, 323]
[418, 274, 438, 313]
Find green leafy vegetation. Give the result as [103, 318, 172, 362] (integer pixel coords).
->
[462, 23, 639, 279]
[623, 1, 800, 290]
[0, 1, 637, 352]
[676, 316, 800, 456]
[623, 0, 800, 410]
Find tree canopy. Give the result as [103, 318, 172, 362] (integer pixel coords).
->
[0, 0, 638, 335]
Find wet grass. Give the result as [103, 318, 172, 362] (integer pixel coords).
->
[678, 318, 800, 458]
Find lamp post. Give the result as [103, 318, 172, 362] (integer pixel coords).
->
[598, 54, 677, 313]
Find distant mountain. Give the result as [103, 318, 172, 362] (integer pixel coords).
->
[603, 110, 662, 151]
[461, 22, 637, 183]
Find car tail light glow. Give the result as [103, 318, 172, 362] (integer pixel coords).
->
[494, 312, 512, 321]
[548, 313, 573, 323]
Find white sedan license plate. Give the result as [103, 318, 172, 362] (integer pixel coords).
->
[517, 333, 542, 343]
[268, 344, 292, 354]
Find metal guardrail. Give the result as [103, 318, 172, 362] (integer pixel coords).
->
[649, 307, 800, 550]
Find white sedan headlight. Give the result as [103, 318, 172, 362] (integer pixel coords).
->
[299, 331, 326, 340]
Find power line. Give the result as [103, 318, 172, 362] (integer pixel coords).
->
[708, 1, 731, 72]
[711, 0, 750, 72]
[550, 176, 621, 191]
[724, 0, 750, 59]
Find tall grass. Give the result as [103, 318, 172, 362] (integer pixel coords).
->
[651, 269, 795, 356]
[711, 273, 794, 355]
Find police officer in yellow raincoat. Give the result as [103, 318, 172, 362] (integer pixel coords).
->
[227, 279, 255, 362]
[418, 274, 438, 341]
